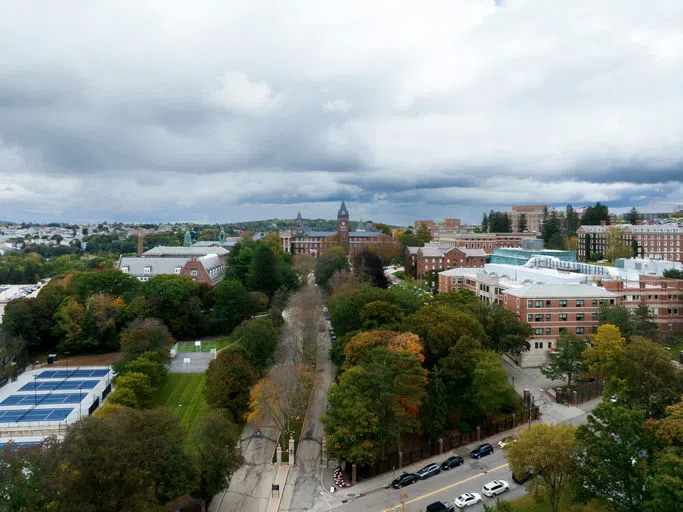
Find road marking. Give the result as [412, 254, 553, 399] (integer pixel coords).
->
[381, 463, 509, 512]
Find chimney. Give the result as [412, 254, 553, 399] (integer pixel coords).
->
[137, 231, 143, 257]
[600, 220, 607, 226]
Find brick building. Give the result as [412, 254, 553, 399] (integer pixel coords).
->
[118, 254, 226, 286]
[603, 276, 683, 340]
[510, 205, 546, 233]
[431, 232, 539, 254]
[577, 222, 682, 262]
[414, 244, 486, 278]
[281, 202, 399, 256]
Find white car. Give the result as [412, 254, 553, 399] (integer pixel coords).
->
[454, 492, 481, 508]
[481, 479, 510, 497]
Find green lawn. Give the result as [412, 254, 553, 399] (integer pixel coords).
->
[510, 494, 606, 512]
[155, 373, 208, 442]
[176, 338, 231, 353]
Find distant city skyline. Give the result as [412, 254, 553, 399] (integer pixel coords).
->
[1, 1, 682, 224]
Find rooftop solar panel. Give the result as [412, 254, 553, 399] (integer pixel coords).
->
[18, 380, 99, 392]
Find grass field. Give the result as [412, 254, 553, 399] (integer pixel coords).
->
[176, 338, 231, 353]
[156, 373, 208, 442]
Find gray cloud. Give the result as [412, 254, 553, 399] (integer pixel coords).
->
[1, 0, 682, 225]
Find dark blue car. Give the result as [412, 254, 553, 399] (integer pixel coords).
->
[470, 443, 494, 459]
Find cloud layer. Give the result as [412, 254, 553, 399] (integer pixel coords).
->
[1, 0, 682, 224]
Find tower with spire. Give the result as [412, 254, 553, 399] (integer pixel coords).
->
[295, 211, 305, 236]
[337, 201, 349, 242]
[183, 229, 192, 247]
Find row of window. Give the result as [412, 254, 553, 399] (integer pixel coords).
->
[533, 326, 595, 338]
[527, 312, 597, 322]
[526, 298, 615, 308]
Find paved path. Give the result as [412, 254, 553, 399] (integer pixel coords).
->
[279, 297, 336, 512]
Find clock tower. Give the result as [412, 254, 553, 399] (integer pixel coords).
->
[337, 201, 349, 242]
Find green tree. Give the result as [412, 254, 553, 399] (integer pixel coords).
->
[540, 331, 587, 388]
[360, 301, 404, 330]
[469, 302, 532, 356]
[599, 304, 636, 340]
[247, 243, 279, 297]
[315, 246, 349, 291]
[518, 213, 527, 232]
[0, 330, 27, 371]
[467, 350, 519, 420]
[634, 303, 658, 340]
[581, 202, 610, 226]
[605, 227, 633, 261]
[625, 206, 641, 225]
[322, 367, 381, 466]
[505, 423, 579, 512]
[205, 345, 256, 421]
[565, 204, 580, 237]
[422, 365, 450, 438]
[663, 269, 683, 280]
[109, 372, 156, 408]
[211, 278, 253, 333]
[113, 351, 167, 388]
[68, 269, 140, 302]
[575, 403, 655, 512]
[52, 297, 87, 353]
[142, 274, 201, 338]
[231, 317, 279, 375]
[416, 223, 432, 243]
[119, 317, 173, 362]
[481, 213, 489, 233]
[353, 250, 389, 288]
[51, 407, 196, 511]
[193, 409, 244, 504]
[403, 304, 487, 367]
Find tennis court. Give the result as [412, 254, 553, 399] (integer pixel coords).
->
[0, 408, 73, 423]
[19, 379, 99, 392]
[37, 369, 109, 379]
[1, 393, 87, 406]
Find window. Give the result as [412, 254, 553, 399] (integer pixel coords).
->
[121, 266, 129, 273]
[527, 314, 533, 322]
[527, 300, 533, 308]
[174, 267, 182, 274]
[559, 313, 568, 321]
[546, 313, 551, 321]
[535, 314, 544, 322]
[535, 328, 543, 335]
[546, 328, 551, 335]
[143, 266, 151, 274]
[591, 326, 598, 334]
[592, 299, 598, 306]
[592, 312, 598, 321]
[546, 300, 551, 307]
[576, 313, 584, 321]
[560, 300, 568, 307]
[190, 269, 198, 276]
[535, 300, 543, 308]
[576, 300, 584, 307]
[576, 327, 585, 335]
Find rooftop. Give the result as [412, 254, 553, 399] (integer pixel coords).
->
[143, 246, 229, 257]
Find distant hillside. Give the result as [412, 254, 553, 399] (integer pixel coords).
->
[222, 218, 359, 233]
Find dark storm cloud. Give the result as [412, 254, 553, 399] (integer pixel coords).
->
[0, 0, 682, 225]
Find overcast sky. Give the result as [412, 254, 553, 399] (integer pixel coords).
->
[1, 0, 682, 226]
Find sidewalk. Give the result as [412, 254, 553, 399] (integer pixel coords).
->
[266, 464, 290, 512]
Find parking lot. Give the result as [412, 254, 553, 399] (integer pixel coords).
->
[0, 283, 45, 322]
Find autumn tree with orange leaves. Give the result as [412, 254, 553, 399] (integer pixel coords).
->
[344, 330, 424, 366]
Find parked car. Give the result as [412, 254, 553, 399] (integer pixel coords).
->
[416, 463, 441, 480]
[470, 443, 494, 459]
[497, 437, 516, 448]
[512, 469, 533, 484]
[454, 492, 481, 509]
[481, 479, 510, 497]
[441, 455, 464, 470]
[391, 472, 418, 489]
[426, 500, 455, 512]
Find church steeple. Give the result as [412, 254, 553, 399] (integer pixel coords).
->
[295, 211, 305, 236]
[183, 229, 192, 247]
[219, 229, 225, 242]
[337, 201, 349, 240]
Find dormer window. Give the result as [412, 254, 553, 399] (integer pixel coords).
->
[144, 266, 151, 273]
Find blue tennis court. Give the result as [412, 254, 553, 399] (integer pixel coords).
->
[1, 393, 87, 406]
[19, 380, 99, 392]
[37, 369, 109, 379]
[0, 408, 73, 423]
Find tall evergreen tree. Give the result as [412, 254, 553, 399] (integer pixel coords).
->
[518, 213, 527, 232]
[581, 202, 610, 225]
[625, 206, 641, 225]
[481, 213, 489, 233]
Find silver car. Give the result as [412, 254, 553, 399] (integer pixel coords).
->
[481, 479, 510, 497]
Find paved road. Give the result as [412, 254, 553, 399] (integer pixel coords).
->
[279, 293, 336, 512]
[209, 309, 296, 512]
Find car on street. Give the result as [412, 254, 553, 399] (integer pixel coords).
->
[391, 472, 418, 489]
[441, 455, 464, 470]
[416, 462, 441, 480]
[454, 492, 482, 508]
[481, 479, 510, 497]
[426, 500, 455, 512]
[470, 443, 494, 459]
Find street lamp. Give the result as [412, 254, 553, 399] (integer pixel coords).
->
[319, 491, 332, 511]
